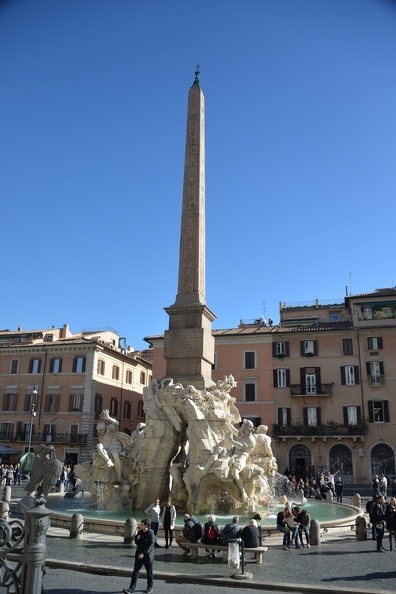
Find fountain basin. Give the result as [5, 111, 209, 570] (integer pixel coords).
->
[45, 493, 362, 535]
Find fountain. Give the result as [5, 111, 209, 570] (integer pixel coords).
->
[75, 377, 279, 515]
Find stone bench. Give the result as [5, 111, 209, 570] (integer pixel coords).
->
[184, 542, 268, 564]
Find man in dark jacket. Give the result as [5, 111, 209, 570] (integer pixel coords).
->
[372, 495, 387, 552]
[123, 519, 155, 593]
[175, 514, 202, 556]
[221, 516, 241, 544]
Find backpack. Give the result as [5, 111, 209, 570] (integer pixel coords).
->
[206, 524, 216, 540]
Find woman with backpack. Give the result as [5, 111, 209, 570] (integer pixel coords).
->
[201, 514, 221, 558]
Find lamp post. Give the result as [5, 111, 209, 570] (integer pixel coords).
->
[27, 384, 38, 454]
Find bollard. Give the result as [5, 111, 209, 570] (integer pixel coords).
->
[124, 518, 137, 545]
[4, 486, 11, 502]
[310, 518, 321, 546]
[353, 493, 361, 508]
[19, 498, 52, 594]
[325, 490, 333, 503]
[356, 515, 367, 541]
[0, 501, 9, 521]
[58, 482, 65, 494]
[70, 513, 84, 539]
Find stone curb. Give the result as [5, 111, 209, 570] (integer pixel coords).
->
[45, 558, 391, 594]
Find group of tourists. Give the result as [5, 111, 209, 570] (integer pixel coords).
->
[122, 496, 263, 593]
[175, 513, 261, 558]
[366, 493, 396, 552]
[0, 463, 22, 486]
[277, 505, 311, 550]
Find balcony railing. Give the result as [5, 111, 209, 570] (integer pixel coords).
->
[273, 423, 368, 438]
[0, 432, 88, 445]
[290, 383, 333, 396]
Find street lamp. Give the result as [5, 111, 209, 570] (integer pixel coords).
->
[27, 383, 38, 454]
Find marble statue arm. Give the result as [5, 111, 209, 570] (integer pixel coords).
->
[101, 409, 119, 427]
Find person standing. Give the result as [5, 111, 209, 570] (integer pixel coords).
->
[335, 477, 344, 503]
[372, 494, 387, 552]
[385, 496, 396, 551]
[144, 498, 161, 548]
[161, 497, 176, 549]
[123, 518, 154, 594]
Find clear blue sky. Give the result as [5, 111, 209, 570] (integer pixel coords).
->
[1, 0, 396, 350]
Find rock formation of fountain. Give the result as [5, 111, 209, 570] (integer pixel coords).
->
[75, 375, 278, 514]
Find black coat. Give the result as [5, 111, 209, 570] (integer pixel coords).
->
[134, 528, 155, 562]
[241, 525, 260, 548]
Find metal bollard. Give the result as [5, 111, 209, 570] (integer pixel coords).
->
[356, 515, 367, 541]
[4, 486, 11, 502]
[353, 493, 361, 508]
[310, 518, 321, 546]
[0, 501, 9, 521]
[124, 518, 137, 545]
[70, 513, 84, 539]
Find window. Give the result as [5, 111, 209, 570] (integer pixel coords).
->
[368, 400, 389, 423]
[342, 338, 354, 355]
[94, 393, 103, 419]
[367, 337, 383, 351]
[69, 393, 82, 412]
[304, 406, 320, 426]
[29, 358, 41, 374]
[305, 373, 316, 394]
[50, 358, 62, 373]
[23, 423, 31, 440]
[242, 416, 261, 427]
[124, 401, 131, 419]
[110, 397, 118, 417]
[43, 423, 56, 442]
[330, 313, 341, 322]
[362, 307, 373, 320]
[343, 405, 360, 426]
[137, 400, 144, 418]
[341, 365, 360, 386]
[97, 359, 105, 375]
[300, 340, 318, 356]
[112, 365, 120, 380]
[73, 357, 86, 373]
[367, 361, 384, 385]
[140, 371, 146, 384]
[10, 359, 19, 374]
[45, 394, 59, 413]
[244, 383, 256, 402]
[212, 352, 218, 371]
[274, 368, 289, 388]
[244, 351, 256, 369]
[277, 407, 291, 426]
[70, 425, 79, 441]
[125, 370, 133, 384]
[273, 341, 289, 357]
[3, 393, 17, 411]
[1, 422, 13, 439]
[24, 393, 36, 412]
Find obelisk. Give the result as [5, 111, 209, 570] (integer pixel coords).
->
[163, 67, 216, 389]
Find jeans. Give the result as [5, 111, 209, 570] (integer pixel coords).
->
[129, 555, 153, 591]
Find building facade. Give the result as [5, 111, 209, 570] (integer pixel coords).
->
[0, 324, 151, 466]
[146, 288, 396, 485]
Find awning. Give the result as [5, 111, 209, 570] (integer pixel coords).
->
[0, 446, 21, 455]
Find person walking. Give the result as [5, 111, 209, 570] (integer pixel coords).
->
[123, 518, 154, 594]
[161, 497, 176, 549]
[144, 498, 161, 547]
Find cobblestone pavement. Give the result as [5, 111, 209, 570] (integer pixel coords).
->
[44, 523, 396, 594]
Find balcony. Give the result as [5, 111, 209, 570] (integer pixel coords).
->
[0, 432, 88, 445]
[272, 421, 368, 439]
[290, 383, 333, 396]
